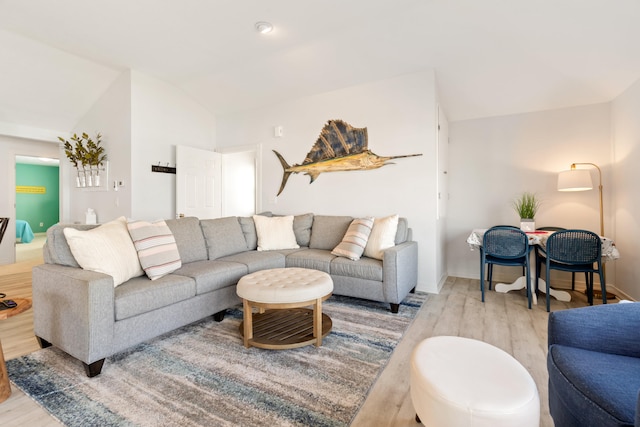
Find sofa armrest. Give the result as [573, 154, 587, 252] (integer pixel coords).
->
[548, 303, 640, 358]
[382, 241, 418, 304]
[32, 264, 116, 364]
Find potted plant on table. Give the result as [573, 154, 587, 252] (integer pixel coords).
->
[512, 192, 540, 232]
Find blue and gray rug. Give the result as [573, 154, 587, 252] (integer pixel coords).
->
[8, 293, 426, 427]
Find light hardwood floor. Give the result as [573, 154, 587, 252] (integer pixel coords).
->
[0, 258, 604, 426]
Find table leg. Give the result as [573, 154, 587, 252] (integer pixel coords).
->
[535, 277, 571, 302]
[0, 339, 10, 403]
[494, 276, 571, 303]
[243, 299, 253, 348]
[314, 298, 322, 347]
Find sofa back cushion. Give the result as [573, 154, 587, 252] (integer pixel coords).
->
[165, 217, 208, 263]
[395, 217, 409, 244]
[293, 213, 314, 247]
[201, 217, 248, 259]
[309, 215, 353, 250]
[44, 223, 99, 266]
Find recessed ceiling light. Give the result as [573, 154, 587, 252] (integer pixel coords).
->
[255, 21, 274, 34]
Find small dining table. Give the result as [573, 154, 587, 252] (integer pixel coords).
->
[467, 229, 620, 304]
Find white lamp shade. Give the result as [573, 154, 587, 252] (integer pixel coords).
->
[557, 169, 593, 191]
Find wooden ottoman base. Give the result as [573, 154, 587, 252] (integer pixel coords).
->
[240, 308, 332, 350]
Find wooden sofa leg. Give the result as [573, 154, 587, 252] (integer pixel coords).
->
[83, 359, 105, 377]
[36, 336, 52, 349]
[212, 309, 226, 322]
[390, 303, 400, 313]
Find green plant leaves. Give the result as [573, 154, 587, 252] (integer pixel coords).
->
[58, 132, 106, 168]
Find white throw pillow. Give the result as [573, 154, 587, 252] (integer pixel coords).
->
[253, 215, 300, 251]
[127, 219, 182, 280]
[364, 214, 399, 260]
[63, 217, 144, 287]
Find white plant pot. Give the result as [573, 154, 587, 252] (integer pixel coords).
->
[520, 219, 535, 232]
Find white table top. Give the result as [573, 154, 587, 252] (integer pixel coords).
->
[467, 229, 620, 262]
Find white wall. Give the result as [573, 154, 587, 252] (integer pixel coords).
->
[130, 71, 216, 221]
[217, 71, 441, 292]
[611, 78, 640, 301]
[0, 135, 59, 264]
[65, 70, 217, 224]
[66, 71, 133, 224]
[447, 103, 613, 286]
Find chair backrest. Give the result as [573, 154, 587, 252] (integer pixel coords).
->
[482, 226, 529, 259]
[0, 217, 8, 244]
[545, 229, 601, 264]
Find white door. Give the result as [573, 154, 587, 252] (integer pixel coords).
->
[176, 145, 221, 219]
[221, 149, 256, 217]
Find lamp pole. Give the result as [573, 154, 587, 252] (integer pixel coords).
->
[569, 162, 612, 300]
[570, 163, 604, 236]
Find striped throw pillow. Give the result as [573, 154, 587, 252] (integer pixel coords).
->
[127, 220, 182, 280]
[331, 217, 374, 261]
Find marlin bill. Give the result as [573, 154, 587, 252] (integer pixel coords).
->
[273, 119, 422, 196]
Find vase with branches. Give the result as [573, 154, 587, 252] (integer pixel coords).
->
[58, 132, 107, 187]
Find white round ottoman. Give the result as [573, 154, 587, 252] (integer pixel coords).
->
[410, 336, 540, 427]
[236, 268, 333, 349]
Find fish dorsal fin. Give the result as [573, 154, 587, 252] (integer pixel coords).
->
[302, 120, 368, 164]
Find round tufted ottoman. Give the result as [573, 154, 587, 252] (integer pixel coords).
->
[236, 268, 334, 349]
[410, 336, 540, 427]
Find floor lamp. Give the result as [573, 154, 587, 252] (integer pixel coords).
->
[557, 162, 613, 299]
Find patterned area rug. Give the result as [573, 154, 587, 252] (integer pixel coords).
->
[8, 293, 426, 427]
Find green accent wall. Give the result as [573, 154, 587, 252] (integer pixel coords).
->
[16, 164, 60, 233]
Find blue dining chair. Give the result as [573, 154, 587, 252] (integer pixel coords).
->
[535, 229, 606, 312]
[536, 226, 578, 291]
[480, 226, 533, 309]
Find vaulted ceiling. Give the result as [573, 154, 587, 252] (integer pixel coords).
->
[1, 0, 639, 132]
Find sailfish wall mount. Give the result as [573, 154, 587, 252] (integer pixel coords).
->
[273, 119, 422, 195]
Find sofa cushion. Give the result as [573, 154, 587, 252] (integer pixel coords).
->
[201, 217, 248, 259]
[364, 214, 399, 260]
[114, 274, 196, 320]
[331, 256, 383, 282]
[44, 223, 98, 267]
[253, 215, 300, 251]
[165, 217, 208, 263]
[293, 213, 314, 247]
[395, 217, 409, 244]
[331, 217, 374, 261]
[127, 220, 182, 280]
[285, 249, 336, 273]
[218, 251, 286, 273]
[63, 217, 144, 287]
[238, 212, 273, 250]
[173, 260, 248, 295]
[309, 215, 353, 250]
[548, 344, 640, 426]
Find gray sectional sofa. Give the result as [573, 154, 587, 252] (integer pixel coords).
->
[32, 213, 418, 376]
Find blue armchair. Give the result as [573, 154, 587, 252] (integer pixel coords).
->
[548, 303, 640, 427]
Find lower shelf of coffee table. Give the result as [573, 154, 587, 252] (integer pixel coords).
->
[240, 308, 332, 350]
